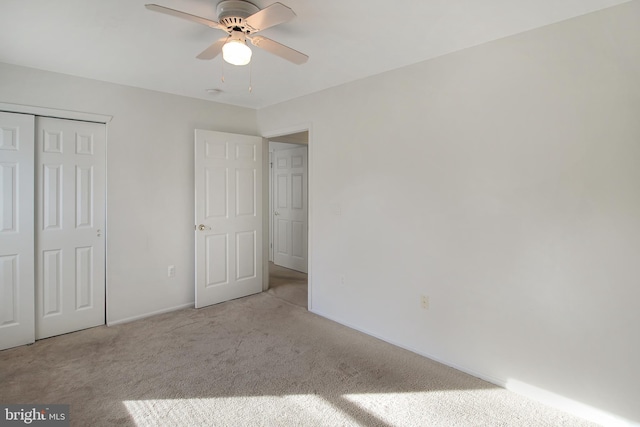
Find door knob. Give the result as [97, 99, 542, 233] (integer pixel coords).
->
[274, 211, 280, 216]
[197, 224, 211, 231]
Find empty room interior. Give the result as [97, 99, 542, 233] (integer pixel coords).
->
[1, 0, 639, 426]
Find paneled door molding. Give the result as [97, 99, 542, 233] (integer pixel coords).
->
[194, 129, 263, 308]
[0, 112, 36, 350]
[35, 117, 106, 339]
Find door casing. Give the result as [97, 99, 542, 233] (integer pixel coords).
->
[262, 125, 312, 310]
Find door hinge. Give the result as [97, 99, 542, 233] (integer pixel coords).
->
[270, 162, 273, 168]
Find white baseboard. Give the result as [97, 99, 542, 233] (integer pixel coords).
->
[107, 302, 194, 326]
[309, 308, 639, 427]
[504, 379, 639, 427]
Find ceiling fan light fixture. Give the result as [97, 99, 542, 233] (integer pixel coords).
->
[146, 2, 308, 65]
[222, 34, 252, 66]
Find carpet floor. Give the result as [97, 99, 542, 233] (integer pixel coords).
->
[266, 262, 308, 308]
[0, 290, 598, 426]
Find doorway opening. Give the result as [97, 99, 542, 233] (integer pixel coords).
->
[267, 262, 308, 308]
[266, 131, 309, 308]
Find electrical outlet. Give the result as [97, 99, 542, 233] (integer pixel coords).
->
[421, 295, 429, 310]
[168, 265, 176, 278]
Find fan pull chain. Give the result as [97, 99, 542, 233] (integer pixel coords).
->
[221, 59, 225, 83]
[248, 61, 253, 93]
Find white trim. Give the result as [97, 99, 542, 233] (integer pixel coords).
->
[0, 102, 112, 123]
[505, 379, 639, 427]
[262, 123, 311, 140]
[107, 302, 194, 326]
[104, 126, 110, 326]
[262, 122, 313, 310]
[268, 151, 274, 262]
[309, 307, 640, 427]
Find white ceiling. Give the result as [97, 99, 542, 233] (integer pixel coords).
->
[0, 0, 631, 109]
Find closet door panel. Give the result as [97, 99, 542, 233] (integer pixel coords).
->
[36, 117, 106, 339]
[0, 112, 35, 351]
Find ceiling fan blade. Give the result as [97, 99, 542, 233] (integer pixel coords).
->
[196, 37, 229, 60]
[249, 35, 308, 65]
[145, 4, 223, 30]
[245, 2, 296, 33]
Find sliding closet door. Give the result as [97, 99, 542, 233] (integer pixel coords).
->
[35, 117, 106, 339]
[0, 112, 35, 351]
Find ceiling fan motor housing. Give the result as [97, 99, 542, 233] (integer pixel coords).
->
[216, 0, 259, 32]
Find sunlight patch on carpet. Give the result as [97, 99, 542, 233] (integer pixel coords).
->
[344, 388, 608, 427]
[123, 395, 359, 426]
[343, 390, 491, 426]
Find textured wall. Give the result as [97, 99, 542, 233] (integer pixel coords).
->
[258, 3, 640, 424]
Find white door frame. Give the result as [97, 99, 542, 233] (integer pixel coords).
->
[268, 150, 273, 263]
[261, 124, 313, 310]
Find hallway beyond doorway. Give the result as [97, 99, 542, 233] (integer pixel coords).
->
[267, 262, 308, 308]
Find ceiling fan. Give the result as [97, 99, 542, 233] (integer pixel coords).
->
[145, 0, 308, 66]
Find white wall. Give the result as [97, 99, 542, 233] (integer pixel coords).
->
[0, 62, 258, 324]
[258, 2, 640, 424]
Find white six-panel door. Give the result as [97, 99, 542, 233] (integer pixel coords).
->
[35, 117, 106, 339]
[0, 112, 35, 351]
[194, 130, 263, 308]
[273, 146, 308, 273]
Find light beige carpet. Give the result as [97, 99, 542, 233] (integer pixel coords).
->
[0, 292, 597, 426]
[267, 262, 308, 308]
